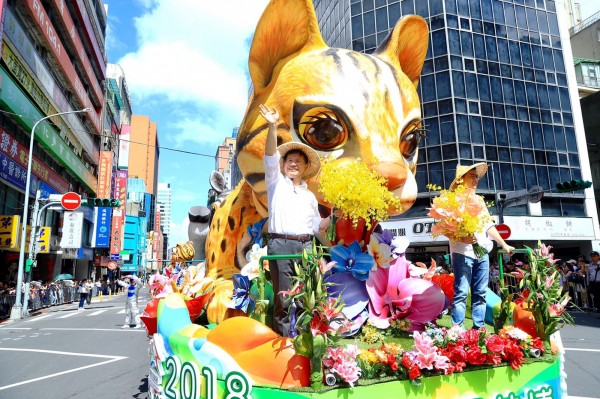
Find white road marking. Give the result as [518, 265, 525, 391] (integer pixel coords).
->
[86, 310, 107, 316]
[0, 327, 31, 330]
[117, 309, 125, 314]
[0, 348, 127, 391]
[56, 312, 79, 319]
[25, 314, 52, 322]
[564, 347, 600, 353]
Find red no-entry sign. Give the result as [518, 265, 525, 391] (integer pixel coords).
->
[61, 192, 81, 211]
[496, 223, 511, 240]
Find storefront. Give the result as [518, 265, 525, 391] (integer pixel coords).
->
[380, 215, 597, 263]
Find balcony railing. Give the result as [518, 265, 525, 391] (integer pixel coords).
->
[570, 10, 600, 35]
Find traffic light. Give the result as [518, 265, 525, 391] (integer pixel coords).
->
[555, 179, 592, 193]
[82, 198, 121, 207]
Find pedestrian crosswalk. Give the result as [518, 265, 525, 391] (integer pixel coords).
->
[25, 299, 148, 321]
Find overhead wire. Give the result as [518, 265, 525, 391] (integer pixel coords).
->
[0, 109, 235, 161]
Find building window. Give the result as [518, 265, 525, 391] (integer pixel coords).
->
[460, 17, 471, 31]
[463, 57, 475, 71]
[468, 101, 480, 115]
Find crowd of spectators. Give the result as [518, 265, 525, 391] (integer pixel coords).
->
[486, 251, 600, 312]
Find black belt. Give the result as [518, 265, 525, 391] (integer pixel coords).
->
[269, 233, 313, 242]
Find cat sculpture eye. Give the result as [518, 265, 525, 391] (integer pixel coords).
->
[400, 119, 426, 159]
[295, 106, 349, 151]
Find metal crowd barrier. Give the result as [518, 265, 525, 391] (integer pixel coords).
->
[567, 278, 589, 309]
[0, 286, 79, 318]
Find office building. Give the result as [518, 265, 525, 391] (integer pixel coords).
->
[157, 182, 172, 257]
[0, 1, 107, 281]
[215, 137, 237, 191]
[314, 0, 600, 259]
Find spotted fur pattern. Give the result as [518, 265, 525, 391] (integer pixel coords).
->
[205, 0, 429, 280]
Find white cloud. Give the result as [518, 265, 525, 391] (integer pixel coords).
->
[168, 215, 190, 248]
[116, 0, 269, 146]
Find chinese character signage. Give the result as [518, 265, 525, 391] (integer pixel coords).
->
[60, 212, 83, 249]
[35, 227, 50, 254]
[92, 207, 111, 248]
[0, 215, 19, 249]
[97, 151, 113, 198]
[0, 151, 37, 195]
[109, 212, 121, 255]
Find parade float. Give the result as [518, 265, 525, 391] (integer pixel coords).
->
[142, 1, 570, 397]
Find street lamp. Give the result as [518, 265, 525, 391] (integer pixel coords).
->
[10, 108, 91, 320]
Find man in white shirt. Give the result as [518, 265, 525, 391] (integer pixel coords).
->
[259, 104, 339, 337]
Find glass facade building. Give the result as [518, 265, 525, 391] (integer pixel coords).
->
[313, 0, 599, 254]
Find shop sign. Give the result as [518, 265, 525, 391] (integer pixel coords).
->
[35, 226, 50, 254]
[0, 68, 97, 192]
[504, 216, 595, 240]
[60, 212, 83, 249]
[110, 213, 122, 255]
[97, 151, 113, 198]
[379, 217, 448, 243]
[114, 170, 128, 218]
[0, 215, 19, 249]
[3, 8, 97, 159]
[0, 151, 38, 195]
[92, 207, 112, 248]
[39, 181, 59, 199]
[0, 127, 69, 192]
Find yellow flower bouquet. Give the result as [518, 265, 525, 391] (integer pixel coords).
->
[427, 183, 493, 259]
[319, 158, 402, 241]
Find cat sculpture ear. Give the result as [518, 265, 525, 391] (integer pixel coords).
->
[374, 15, 429, 89]
[248, 0, 327, 92]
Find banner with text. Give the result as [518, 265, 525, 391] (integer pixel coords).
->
[97, 151, 113, 198]
[60, 212, 84, 249]
[92, 207, 112, 248]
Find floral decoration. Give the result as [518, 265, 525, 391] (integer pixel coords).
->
[355, 324, 547, 385]
[329, 241, 375, 281]
[286, 243, 349, 389]
[509, 241, 574, 342]
[246, 218, 267, 247]
[323, 344, 361, 386]
[228, 274, 254, 313]
[318, 158, 402, 235]
[366, 254, 446, 331]
[427, 183, 494, 259]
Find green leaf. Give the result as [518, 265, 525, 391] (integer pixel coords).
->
[293, 334, 313, 358]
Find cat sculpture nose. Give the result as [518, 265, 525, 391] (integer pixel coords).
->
[375, 162, 407, 191]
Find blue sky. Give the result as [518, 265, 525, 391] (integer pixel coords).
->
[103, 0, 599, 248]
[104, 0, 269, 246]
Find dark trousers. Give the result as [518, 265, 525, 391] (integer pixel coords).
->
[267, 237, 311, 337]
[589, 281, 600, 311]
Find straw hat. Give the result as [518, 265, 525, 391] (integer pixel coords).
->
[278, 142, 321, 180]
[449, 162, 488, 190]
